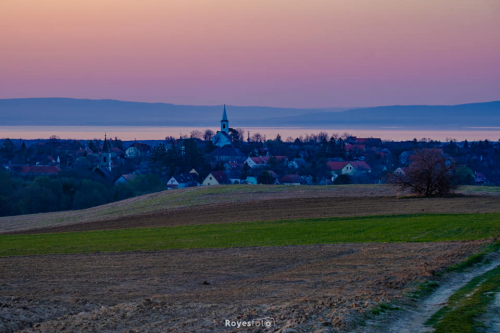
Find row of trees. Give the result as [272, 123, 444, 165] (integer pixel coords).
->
[0, 171, 165, 217]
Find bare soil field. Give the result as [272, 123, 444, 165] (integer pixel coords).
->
[0, 241, 487, 332]
[5, 195, 500, 235]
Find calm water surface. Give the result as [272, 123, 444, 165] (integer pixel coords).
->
[1, 126, 500, 141]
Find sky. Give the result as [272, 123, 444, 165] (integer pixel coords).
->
[1, 0, 499, 108]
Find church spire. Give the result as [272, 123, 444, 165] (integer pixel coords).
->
[221, 104, 229, 133]
[222, 104, 228, 122]
[102, 133, 110, 153]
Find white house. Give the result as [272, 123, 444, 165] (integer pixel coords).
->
[393, 167, 406, 177]
[202, 171, 231, 186]
[244, 156, 288, 169]
[327, 161, 372, 176]
[166, 173, 199, 189]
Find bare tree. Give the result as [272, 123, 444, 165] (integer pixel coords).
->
[391, 149, 458, 197]
[341, 132, 351, 140]
[317, 131, 328, 142]
[203, 129, 215, 141]
[236, 128, 245, 141]
[190, 130, 203, 139]
[251, 132, 263, 142]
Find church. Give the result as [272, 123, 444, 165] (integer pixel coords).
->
[211, 105, 233, 148]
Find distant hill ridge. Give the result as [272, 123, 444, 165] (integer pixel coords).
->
[0, 98, 499, 129]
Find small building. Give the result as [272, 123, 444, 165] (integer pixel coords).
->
[345, 144, 366, 153]
[114, 174, 136, 186]
[125, 142, 151, 158]
[393, 167, 406, 177]
[244, 156, 288, 169]
[202, 171, 231, 186]
[278, 174, 306, 185]
[245, 156, 267, 168]
[245, 176, 258, 185]
[399, 151, 414, 166]
[327, 161, 372, 176]
[287, 158, 308, 169]
[226, 170, 243, 184]
[474, 172, 488, 185]
[5, 165, 62, 176]
[167, 173, 199, 189]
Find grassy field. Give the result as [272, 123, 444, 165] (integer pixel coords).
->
[2, 184, 499, 234]
[1, 213, 500, 257]
[0, 184, 394, 233]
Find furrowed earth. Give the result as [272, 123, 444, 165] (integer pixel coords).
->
[1, 185, 500, 333]
[0, 242, 488, 333]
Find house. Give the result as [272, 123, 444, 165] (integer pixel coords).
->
[393, 167, 407, 177]
[345, 144, 366, 153]
[225, 170, 243, 184]
[167, 173, 199, 189]
[5, 165, 62, 176]
[224, 161, 244, 171]
[399, 151, 414, 166]
[212, 105, 233, 148]
[319, 177, 333, 185]
[245, 156, 267, 168]
[210, 146, 246, 162]
[346, 136, 382, 146]
[287, 158, 308, 169]
[125, 142, 150, 158]
[267, 170, 280, 182]
[327, 161, 372, 176]
[355, 138, 382, 146]
[245, 176, 258, 185]
[93, 166, 112, 179]
[114, 174, 136, 186]
[202, 171, 231, 186]
[188, 168, 201, 181]
[33, 154, 58, 166]
[244, 156, 288, 169]
[474, 172, 488, 185]
[278, 174, 306, 185]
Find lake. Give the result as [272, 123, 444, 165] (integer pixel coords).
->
[1, 126, 500, 142]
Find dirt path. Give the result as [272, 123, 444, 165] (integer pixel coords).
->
[4, 195, 500, 235]
[361, 250, 500, 333]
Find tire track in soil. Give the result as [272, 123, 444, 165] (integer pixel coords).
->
[360, 250, 500, 333]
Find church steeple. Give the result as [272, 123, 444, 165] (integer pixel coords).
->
[221, 104, 229, 133]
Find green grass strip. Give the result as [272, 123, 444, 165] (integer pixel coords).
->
[428, 264, 500, 332]
[1, 213, 500, 257]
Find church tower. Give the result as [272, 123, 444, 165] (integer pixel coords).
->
[100, 133, 112, 171]
[221, 104, 229, 134]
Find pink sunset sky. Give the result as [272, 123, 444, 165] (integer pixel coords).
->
[1, 0, 499, 108]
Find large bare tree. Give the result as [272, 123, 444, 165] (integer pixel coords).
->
[391, 149, 458, 197]
[203, 129, 215, 141]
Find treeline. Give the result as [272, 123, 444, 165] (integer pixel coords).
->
[0, 171, 165, 217]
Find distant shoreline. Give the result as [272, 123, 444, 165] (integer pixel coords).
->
[2, 125, 500, 141]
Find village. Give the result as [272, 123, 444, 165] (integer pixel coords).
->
[2, 106, 500, 188]
[1, 105, 500, 217]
